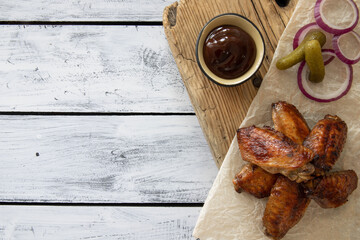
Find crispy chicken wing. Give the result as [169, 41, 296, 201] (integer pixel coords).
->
[237, 126, 315, 182]
[303, 115, 347, 175]
[233, 164, 278, 198]
[303, 170, 358, 208]
[272, 101, 310, 145]
[263, 176, 310, 240]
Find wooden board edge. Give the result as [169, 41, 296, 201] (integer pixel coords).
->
[163, 2, 219, 169]
[162, 0, 300, 168]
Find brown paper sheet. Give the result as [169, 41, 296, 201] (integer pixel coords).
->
[193, 0, 360, 239]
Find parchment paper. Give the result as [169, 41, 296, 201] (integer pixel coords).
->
[193, 0, 360, 239]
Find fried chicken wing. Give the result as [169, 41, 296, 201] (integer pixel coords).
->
[303, 170, 358, 208]
[263, 176, 310, 240]
[272, 101, 310, 145]
[303, 115, 347, 175]
[233, 164, 278, 198]
[237, 126, 315, 182]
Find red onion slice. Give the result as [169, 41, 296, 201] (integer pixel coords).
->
[297, 50, 353, 102]
[333, 31, 360, 64]
[293, 23, 319, 49]
[314, 0, 359, 35]
[322, 49, 336, 65]
[323, 55, 335, 65]
[293, 22, 334, 50]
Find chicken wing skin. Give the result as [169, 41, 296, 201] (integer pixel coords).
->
[237, 126, 315, 182]
[303, 170, 358, 208]
[303, 115, 347, 175]
[263, 176, 310, 240]
[233, 164, 278, 198]
[272, 101, 310, 145]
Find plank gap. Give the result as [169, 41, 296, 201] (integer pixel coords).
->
[0, 112, 195, 116]
[0, 21, 163, 26]
[0, 202, 204, 207]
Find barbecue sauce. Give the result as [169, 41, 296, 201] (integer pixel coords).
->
[203, 25, 256, 79]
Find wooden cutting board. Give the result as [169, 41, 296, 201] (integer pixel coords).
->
[163, 0, 299, 168]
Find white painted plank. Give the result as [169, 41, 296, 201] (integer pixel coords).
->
[0, 115, 217, 203]
[0, 0, 174, 22]
[0, 25, 191, 113]
[0, 206, 199, 239]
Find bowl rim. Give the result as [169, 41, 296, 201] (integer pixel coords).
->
[195, 13, 265, 87]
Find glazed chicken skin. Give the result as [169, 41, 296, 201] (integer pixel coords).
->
[303, 115, 347, 175]
[303, 170, 358, 208]
[237, 126, 315, 182]
[233, 164, 278, 198]
[234, 102, 357, 240]
[272, 101, 310, 145]
[263, 176, 310, 240]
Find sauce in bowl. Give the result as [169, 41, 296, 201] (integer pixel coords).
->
[203, 25, 256, 79]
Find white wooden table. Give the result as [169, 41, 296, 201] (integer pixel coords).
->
[0, 1, 219, 239]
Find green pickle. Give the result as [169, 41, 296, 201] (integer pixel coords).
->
[304, 40, 325, 83]
[276, 31, 326, 70]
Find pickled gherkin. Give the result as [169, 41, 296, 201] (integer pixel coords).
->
[276, 31, 326, 70]
[304, 40, 325, 83]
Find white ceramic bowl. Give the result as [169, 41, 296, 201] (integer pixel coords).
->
[196, 13, 265, 86]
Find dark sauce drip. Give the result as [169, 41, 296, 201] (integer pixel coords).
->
[203, 25, 256, 79]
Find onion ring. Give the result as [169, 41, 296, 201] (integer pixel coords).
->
[332, 31, 360, 64]
[293, 22, 334, 50]
[314, 0, 359, 35]
[297, 50, 353, 102]
[322, 49, 336, 65]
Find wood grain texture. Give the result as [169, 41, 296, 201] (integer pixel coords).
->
[163, 0, 299, 167]
[0, 206, 199, 239]
[0, 25, 192, 113]
[0, 0, 174, 22]
[0, 115, 217, 203]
